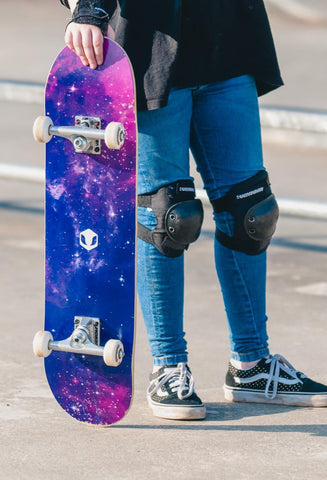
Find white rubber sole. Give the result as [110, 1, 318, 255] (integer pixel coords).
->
[147, 397, 206, 420]
[224, 385, 327, 407]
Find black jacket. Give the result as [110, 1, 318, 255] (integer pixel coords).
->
[61, 0, 283, 111]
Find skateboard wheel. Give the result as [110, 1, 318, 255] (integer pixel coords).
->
[103, 339, 124, 366]
[33, 330, 53, 358]
[33, 116, 53, 143]
[104, 122, 125, 150]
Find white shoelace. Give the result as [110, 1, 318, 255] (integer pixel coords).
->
[147, 362, 195, 400]
[265, 354, 306, 399]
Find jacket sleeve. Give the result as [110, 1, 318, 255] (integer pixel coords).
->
[60, 1, 116, 33]
[59, 0, 115, 10]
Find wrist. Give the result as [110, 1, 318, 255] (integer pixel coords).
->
[67, 1, 110, 34]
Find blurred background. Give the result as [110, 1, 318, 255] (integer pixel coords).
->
[1, 2, 327, 478]
[1, 0, 326, 201]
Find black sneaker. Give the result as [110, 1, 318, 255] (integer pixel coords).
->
[224, 354, 327, 406]
[147, 363, 206, 420]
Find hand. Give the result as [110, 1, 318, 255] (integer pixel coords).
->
[65, 23, 104, 69]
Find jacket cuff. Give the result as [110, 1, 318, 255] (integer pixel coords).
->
[67, 1, 110, 34]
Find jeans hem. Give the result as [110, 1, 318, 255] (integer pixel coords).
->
[230, 348, 270, 363]
[152, 355, 188, 366]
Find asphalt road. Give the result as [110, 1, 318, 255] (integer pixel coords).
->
[1, 2, 327, 479]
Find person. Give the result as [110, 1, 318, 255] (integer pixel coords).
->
[59, 0, 327, 420]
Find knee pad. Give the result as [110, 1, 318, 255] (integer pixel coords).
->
[211, 170, 279, 255]
[138, 180, 204, 257]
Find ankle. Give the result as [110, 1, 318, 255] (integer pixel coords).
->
[231, 356, 270, 370]
[231, 358, 261, 370]
[152, 365, 162, 373]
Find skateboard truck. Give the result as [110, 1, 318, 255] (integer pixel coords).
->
[33, 316, 125, 367]
[33, 115, 126, 153]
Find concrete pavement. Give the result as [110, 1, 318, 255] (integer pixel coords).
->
[1, 2, 327, 479]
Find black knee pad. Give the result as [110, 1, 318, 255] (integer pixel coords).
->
[138, 180, 204, 257]
[211, 170, 279, 255]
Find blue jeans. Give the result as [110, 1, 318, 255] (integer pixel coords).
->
[137, 75, 270, 365]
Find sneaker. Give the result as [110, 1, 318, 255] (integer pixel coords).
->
[224, 354, 327, 407]
[147, 362, 206, 420]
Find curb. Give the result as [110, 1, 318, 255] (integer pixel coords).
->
[0, 80, 44, 104]
[2, 79, 327, 135]
[266, 0, 327, 25]
[260, 106, 327, 134]
[0, 162, 327, 221]
[196, 190, 327, 221]
[1, 79, 327, 221]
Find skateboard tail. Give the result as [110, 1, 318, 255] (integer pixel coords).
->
[45, 351, 133, 425]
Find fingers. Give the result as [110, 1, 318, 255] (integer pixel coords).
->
[65, 24, 104, 69]
[92, 28, 104, 66]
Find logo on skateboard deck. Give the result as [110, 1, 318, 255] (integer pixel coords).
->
[79, 229, 98, 251]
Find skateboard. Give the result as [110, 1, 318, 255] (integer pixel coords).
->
[32, 38, 137, 426]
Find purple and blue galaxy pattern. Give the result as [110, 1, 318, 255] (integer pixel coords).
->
[44, 39, 136, 425]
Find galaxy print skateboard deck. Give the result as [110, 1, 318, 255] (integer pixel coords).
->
[32, 38, 137, 425]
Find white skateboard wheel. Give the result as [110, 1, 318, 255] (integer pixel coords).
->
[103, 339, 124, 366]
[33, 330, 53, 358]
[33, 116, 53, 143]
[104, 122, 125, 149]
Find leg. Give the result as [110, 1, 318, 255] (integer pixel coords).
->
[138, 88, 206, 419]
[137, 87, 193, 366]
[190, 77, 327, 406]
[190, 75, 269, 362]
